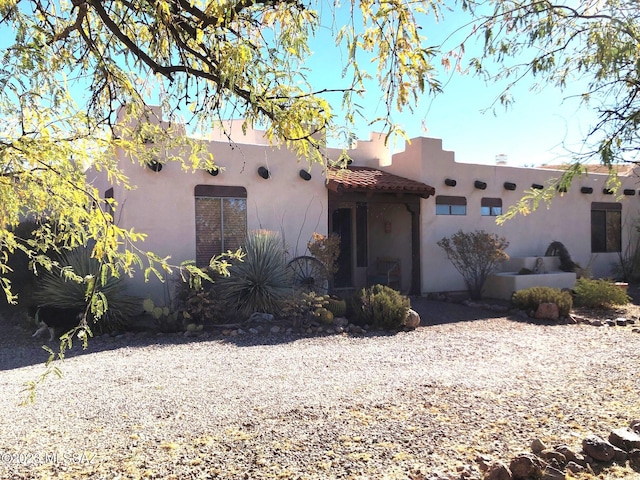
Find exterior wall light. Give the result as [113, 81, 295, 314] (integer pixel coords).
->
[623, 189, 636, 196]
[603, 188, 614, 195]
[299, 169, 312, 181]
[474, 180, 487, 190]
[531, 183, 544, 190]
[207, 167, 219, 176]
[146, 160, 163, 172]
[503, 182, 517, 191]
[580, 186, 593, 194]
[444, 178, 457, 187]
[258, 166, 270, 179]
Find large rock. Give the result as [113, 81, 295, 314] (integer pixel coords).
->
[609, 427, 640, 451]
[535, 303, 559, 321]
[484, 461, 512, 480]
[509, 453, 543, 479]
[582, 435, 616, 462]
[629, 449, 640, 469]
[405, 308, 421, 329]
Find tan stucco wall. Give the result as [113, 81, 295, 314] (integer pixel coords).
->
[90, 122, 330, 303]
[388, 137, 640, 295]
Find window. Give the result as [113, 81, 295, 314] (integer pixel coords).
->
[436, 196, 466, 215]
[195, 185, 247, 266]
[591, 202, 621, 253]
[481, 197, 502, 216]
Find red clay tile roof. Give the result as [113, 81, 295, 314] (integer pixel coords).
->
[327, 166, 435, 198]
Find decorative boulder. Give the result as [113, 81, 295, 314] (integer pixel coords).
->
[405, 309, 421, 329]
[509, 453, 543, 479]
[484, 461, 512, 480]
[609, 427, 640, 451]
[534, 303, 559, 321]
[582, 435, 616, 462]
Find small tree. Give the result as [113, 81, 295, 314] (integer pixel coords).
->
[437, 230, 509, 300]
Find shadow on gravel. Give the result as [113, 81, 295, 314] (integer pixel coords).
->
[0, 296, 512, 371]
[409, 296, 509, 326]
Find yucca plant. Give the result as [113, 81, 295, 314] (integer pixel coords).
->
[32, 247, 141, 333]
[217, 230, 291, 317]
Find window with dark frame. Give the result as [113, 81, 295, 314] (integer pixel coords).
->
[435, 195, 467, 215]
[481, 197, 502, 216]
[591, 202, 621, 253]
[195, 185, 247, 266]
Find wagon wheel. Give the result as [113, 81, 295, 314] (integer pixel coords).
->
[287, 256, 329, 295]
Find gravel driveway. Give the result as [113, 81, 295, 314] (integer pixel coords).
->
[1, 299, 639, 479]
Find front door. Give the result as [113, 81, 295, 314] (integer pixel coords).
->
[332, 208, 352, 288]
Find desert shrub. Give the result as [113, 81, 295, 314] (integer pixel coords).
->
[217, 230, 291, 317]
[573, 278, 630, 309]
[281, 291, 333, 327]
[350, 284, 411, 330]
[437, 230, 509, 300]
[511, 286, 573, 317]
[32, 247, 141, 333]
[172, 268, 231, 325]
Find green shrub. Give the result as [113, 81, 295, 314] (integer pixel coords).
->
[217, 230, 291, 317]
[281, 291, 329, 326]
[511, 286, 573, 317]
[350, 284, 411, 331]
[32, 247, 141, 333]
[573, 278, 630, 308]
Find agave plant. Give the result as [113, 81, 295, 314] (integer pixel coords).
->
[217, 230, 291, 317]
[32, 247, 141, 332]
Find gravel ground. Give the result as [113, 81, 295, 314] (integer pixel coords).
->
[1, 299, 639, 479]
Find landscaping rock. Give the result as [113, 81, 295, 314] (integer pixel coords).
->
[609, 427, 640, 451]
[540, 465, 565, 480]
[405, 309, 421, 329]
[615, 317, 628, 326]
[509, 453, 543, 479]
[475, 454, 492, 472]
[534, 303, 559, 321]
[613, 446, 628, 463]
[269, 325, 281, 334]
[629, 449, 640, 469]
[553, 445, 580, 464]
[538, 449, 566, 465]
[484, 461, 512, 480]
[582, 435, 616, 462]
[565, 461, 585, 474]
[629, 419, 640, 434]
[531, 438, 547, 454]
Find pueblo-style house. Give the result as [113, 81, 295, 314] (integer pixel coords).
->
[87, 107, 640, 303]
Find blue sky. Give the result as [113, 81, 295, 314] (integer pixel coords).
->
[309, 4, 599, 168]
